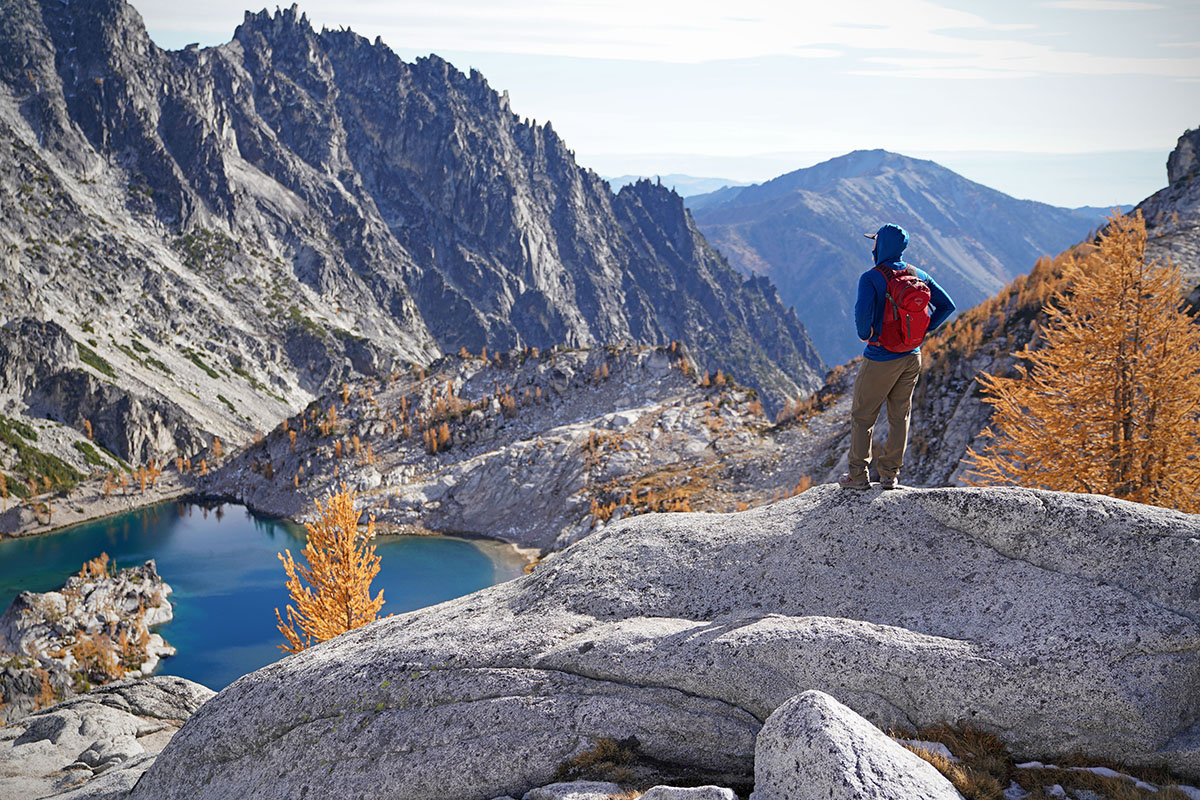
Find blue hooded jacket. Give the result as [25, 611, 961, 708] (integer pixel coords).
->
[855, 223, 955, 361]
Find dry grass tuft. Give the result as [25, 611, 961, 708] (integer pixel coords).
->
[555, 736, 639, 785]
[1012, 766, 1191, 800]
[899, 723, 1193, 800]
[900, 743, 1005, 800]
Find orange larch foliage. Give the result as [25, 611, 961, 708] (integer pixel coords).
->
[966, 212, 1200, 512]
[275, 484, 384, 653]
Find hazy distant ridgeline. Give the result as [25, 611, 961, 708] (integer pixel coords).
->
[687, 150, 1118, 365]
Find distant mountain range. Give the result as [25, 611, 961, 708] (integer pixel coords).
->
[686, 150, 1132, 365]
[604, 174, 749, 197]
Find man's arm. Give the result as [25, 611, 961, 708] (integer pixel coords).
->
[925, 273, 956, 331]
[854, 272, 878, 342]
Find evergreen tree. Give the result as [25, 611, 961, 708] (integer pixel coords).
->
[966, 212, 1200, 511]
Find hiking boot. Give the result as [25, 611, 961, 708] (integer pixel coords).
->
[838, 472, 870, 490]
[879, 475, 900, 490]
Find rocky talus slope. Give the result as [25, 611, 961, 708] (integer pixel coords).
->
[687, 149, 1109, 365]
[200, 343, 838, 553]
[0, 0, 822, 497]
[125, 486, 1200, 799]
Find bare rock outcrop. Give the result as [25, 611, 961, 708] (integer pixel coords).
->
[1140, 125, 1200, 300]
[0, 676, 213, 799]
[129, 486, 1200, 800]
[0, 558, 175, 722]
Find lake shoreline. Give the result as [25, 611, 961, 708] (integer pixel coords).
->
[188, 489, 542, 569]
[3, 481, 541, 571]
[1, 499, 530, 693]
[0, 473, 195, 540]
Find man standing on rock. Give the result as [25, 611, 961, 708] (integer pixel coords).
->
[839, 223, 955, 490]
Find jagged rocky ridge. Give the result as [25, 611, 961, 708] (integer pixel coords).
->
[1141, 126, 1200, 307]
[0, 0, 822, 481]
[687, 149, 1117, 365]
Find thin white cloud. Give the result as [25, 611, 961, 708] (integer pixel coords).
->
[133, 0, 1200, 80]
[1043, 1, 1165, 9]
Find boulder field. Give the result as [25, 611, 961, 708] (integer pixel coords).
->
[132, 485, 1200, 799]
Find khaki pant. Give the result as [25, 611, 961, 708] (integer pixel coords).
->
[848, 353, 921, 481]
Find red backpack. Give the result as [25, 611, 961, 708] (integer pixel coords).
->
[874, 265, 931, 352]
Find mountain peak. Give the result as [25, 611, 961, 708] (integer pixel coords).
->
[688, 150, 1110, 365]
[242, 4, 310, 29]
[730, 149, 945, 206]
[807, 148, 941, 179]
[236, 4, 317, 46]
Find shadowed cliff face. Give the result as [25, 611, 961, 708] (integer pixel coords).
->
[0, 0, 823, 461]
[1139, 126, 1200, 308]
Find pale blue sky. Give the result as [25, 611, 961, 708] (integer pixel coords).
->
[134, 0, 1200, 207]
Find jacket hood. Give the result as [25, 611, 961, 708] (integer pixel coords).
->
[872, 223, 909, 266]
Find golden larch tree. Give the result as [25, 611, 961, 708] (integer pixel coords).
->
[275, 484, 385, 653]
[966, 212, 1200, 511]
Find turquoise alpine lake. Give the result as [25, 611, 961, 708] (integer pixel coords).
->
[0, 501, 528, 690]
